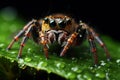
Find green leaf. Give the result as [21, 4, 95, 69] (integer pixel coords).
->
[0, 9, 120, 80]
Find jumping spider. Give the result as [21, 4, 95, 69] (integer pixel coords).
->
[7, 14, 111, 64]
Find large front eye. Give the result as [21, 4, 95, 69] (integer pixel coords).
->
[58, 20, 66, 28]
[44, 17, 49, 23]
[49, 20, 56, 28]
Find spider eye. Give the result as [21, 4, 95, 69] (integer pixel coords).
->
[58, 20, 66, 28]
[49, 20, 56, 28]
[44, 18, 49, 23]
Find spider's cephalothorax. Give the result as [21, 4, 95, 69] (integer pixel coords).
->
[7, 14, 111, 64]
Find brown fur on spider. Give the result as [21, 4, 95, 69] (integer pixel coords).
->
[7, 13, 111, 65]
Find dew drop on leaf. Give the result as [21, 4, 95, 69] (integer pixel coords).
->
[27, 48, 32, 53]
[56, 62, 65, 69]
[18, 58, 24, 64]
[24, 57, 32, 62]
[0, 43, 5, 48]
[116, 59, 120, 63]
[10, 51, 17, 54]
[18, 59, 26, 69]
[95, 71, 105, 78]
[37, 61, 47, 69]
[67, 72, 76, 79]
[77, 74, 84, 80]
[71, 66, 82, 73]
[100, 60, 106, 66]
[83, 73, 92, 80]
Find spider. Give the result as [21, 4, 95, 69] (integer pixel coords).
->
[7, 13, 111, 64]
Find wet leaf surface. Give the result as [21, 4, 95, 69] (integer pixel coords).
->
[0, 10, 120, 80]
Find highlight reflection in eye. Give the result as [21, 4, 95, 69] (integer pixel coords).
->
[44, 17, 72, 28]
[44, 17, 49, 23]
[49, 19, 56, 28]
[58, 20, 66, 28]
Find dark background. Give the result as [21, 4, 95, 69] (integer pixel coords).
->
[0, 0, 119, 41]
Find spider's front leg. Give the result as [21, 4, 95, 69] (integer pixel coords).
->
[39, 32, 49, 59]
[7, 19, 38, 58]
[89, 28, 111, 61]
[81, 22, 111, 64]
[7, 19, 37, 50]
[18, 25, 33, 58]
[60, 32, 78, 56]
[86, 30, 98, 64]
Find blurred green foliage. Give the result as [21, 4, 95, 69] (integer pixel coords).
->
[0, 7, 120, 80]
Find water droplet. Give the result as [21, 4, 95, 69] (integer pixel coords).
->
[67, 72, 76, 79]
[37, 61, 47, 69]
[10, 51, 16, 54]
[97, 66, 101, 69]
[0, 43, 5, 51]
[95, 71, 105, 78]
[106, 72, 110, 80]
[18, 59, 26, 69]
[10, 59, 15, 63]
[0, 43, 5, 48]
[77, 74, 84, 80]
[89, 66, 94, 70]
[24, 57, 32, 62]
[18, 58, 24, 64]
[71, 66, 78, 71]
[72, 57, 78, 63]
[20, 64, 26, 69]
[100, 60, 106, 66]
[89, 66, 96, 73]
[116, 59, 120, 63]
[116, 59, 120, 66]
[27, 48, 32, 53]
[71, 66, 82, 73]
[56, 62, 65, 69]
[83, 73, 92, 80]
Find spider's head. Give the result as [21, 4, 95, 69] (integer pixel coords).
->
[43, 16, 72, 29]
[41, 14, 76, 33]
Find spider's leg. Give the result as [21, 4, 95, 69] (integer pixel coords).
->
[7, 20, 36, 50]
[43, 44, 49, 59]
[90, 29, 111, 61]
[60, 32, 78, 56]
[7, 30, 25, 50]
[80, 22, 111, 62]
[87, 30, 98, 64]
[40, 32, 49, 59]
[18, 25, 33, 58]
